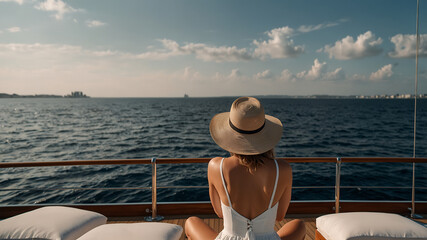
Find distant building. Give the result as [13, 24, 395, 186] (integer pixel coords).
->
[66, 91, 89, 98]
[354, 93, 427, 99]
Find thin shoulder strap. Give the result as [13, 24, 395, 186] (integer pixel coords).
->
[268, 159, 280, 209]
[220, 158, 232, 206]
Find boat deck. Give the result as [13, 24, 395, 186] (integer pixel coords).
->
[108, 214, 427, 240]
[108, 215, 318, 240]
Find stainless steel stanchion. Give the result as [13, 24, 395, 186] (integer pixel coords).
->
[334, 157, 341, 213]
[144, 157, 164, 221]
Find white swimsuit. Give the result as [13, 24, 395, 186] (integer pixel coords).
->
[215, 158, 281, 240]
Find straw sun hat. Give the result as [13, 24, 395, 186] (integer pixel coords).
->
[209, 97, 283, 155]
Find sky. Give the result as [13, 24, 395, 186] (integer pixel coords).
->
[0, 0, 426, 97]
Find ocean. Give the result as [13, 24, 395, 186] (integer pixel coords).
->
[0, 97, 426, 204]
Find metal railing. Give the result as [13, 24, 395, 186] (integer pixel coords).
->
[1, 157, 426, 221]
[335, 157, 341, 213]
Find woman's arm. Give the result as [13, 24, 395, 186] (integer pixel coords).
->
[208, 157, 223, 218]
[276, 160, 293, 221]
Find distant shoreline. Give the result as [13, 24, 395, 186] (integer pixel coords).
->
[1, 93, 426, 99]
[0, 92, 89, 98]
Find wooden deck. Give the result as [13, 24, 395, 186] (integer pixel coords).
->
[108, 215, 318, 240]
[108, 214, 427, 240]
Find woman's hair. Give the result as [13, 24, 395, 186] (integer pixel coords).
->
[230, 149, 275, 172]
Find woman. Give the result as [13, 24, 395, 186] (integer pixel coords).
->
[185, 97, 306, 240]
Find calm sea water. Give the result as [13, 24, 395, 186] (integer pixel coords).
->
[0, 98, 426, 205]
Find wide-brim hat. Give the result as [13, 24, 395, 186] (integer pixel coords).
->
[209, 97, 283, 155]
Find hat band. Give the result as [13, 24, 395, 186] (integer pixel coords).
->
[229, 119, 265, 134]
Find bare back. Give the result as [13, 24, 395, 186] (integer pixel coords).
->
[208, 156, 292, 221]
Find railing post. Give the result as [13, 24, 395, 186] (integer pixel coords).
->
[144, 157, 164, 222]
[410, 161, 422, 218]
[411, 161, 415, 218]
[334, 157, 341, 213]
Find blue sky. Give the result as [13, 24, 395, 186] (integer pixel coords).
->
[0, 0, 426, 97]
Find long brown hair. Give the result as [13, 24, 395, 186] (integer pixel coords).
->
[231, 149, 275, 173]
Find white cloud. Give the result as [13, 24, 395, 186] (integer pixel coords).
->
[212, 69, 248, 84]
[91, 50, 119, 57]
[293, 59, 344, 81]
[182, 43, 252, 62]
[86, 20, 106, 28]
[133, 39, 185, 60]
[297, 19, 347, 33]
[133, 51, 179, 60]
[369, 64, 393, 81]
[254, 69, 273, 80]
[0, 0, 23, 4]
[303, 58, 327, 80]
[160, 39, 180, 51]
[298, 23, 337, 33]
[0, 43, 118, 60]
[135, 39, 252, 62]
[35, 0, 78, 20]
[183, 66, 200, 80]
[388, 34, 427, 58]
[253, 26, 304, 59]
[228, 68, 241, 79]
[75, 25, 305, 62]
[321, 31, 383, 60]
[7, 27, 21, 33]
[279, 69, 295, 82]
[349, 74, 368, 81]
[325, 67, 344, 80]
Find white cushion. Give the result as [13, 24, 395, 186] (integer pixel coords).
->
[316, 212, 427, 240]
[0, 206, 107, 240]
[77, 222, 183, 240]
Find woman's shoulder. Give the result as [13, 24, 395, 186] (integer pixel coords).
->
[276, 159, 292, 173]
[207, 157, 224, 182]
[208, 157, 223, 170]
[209, 157, 223, 164]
